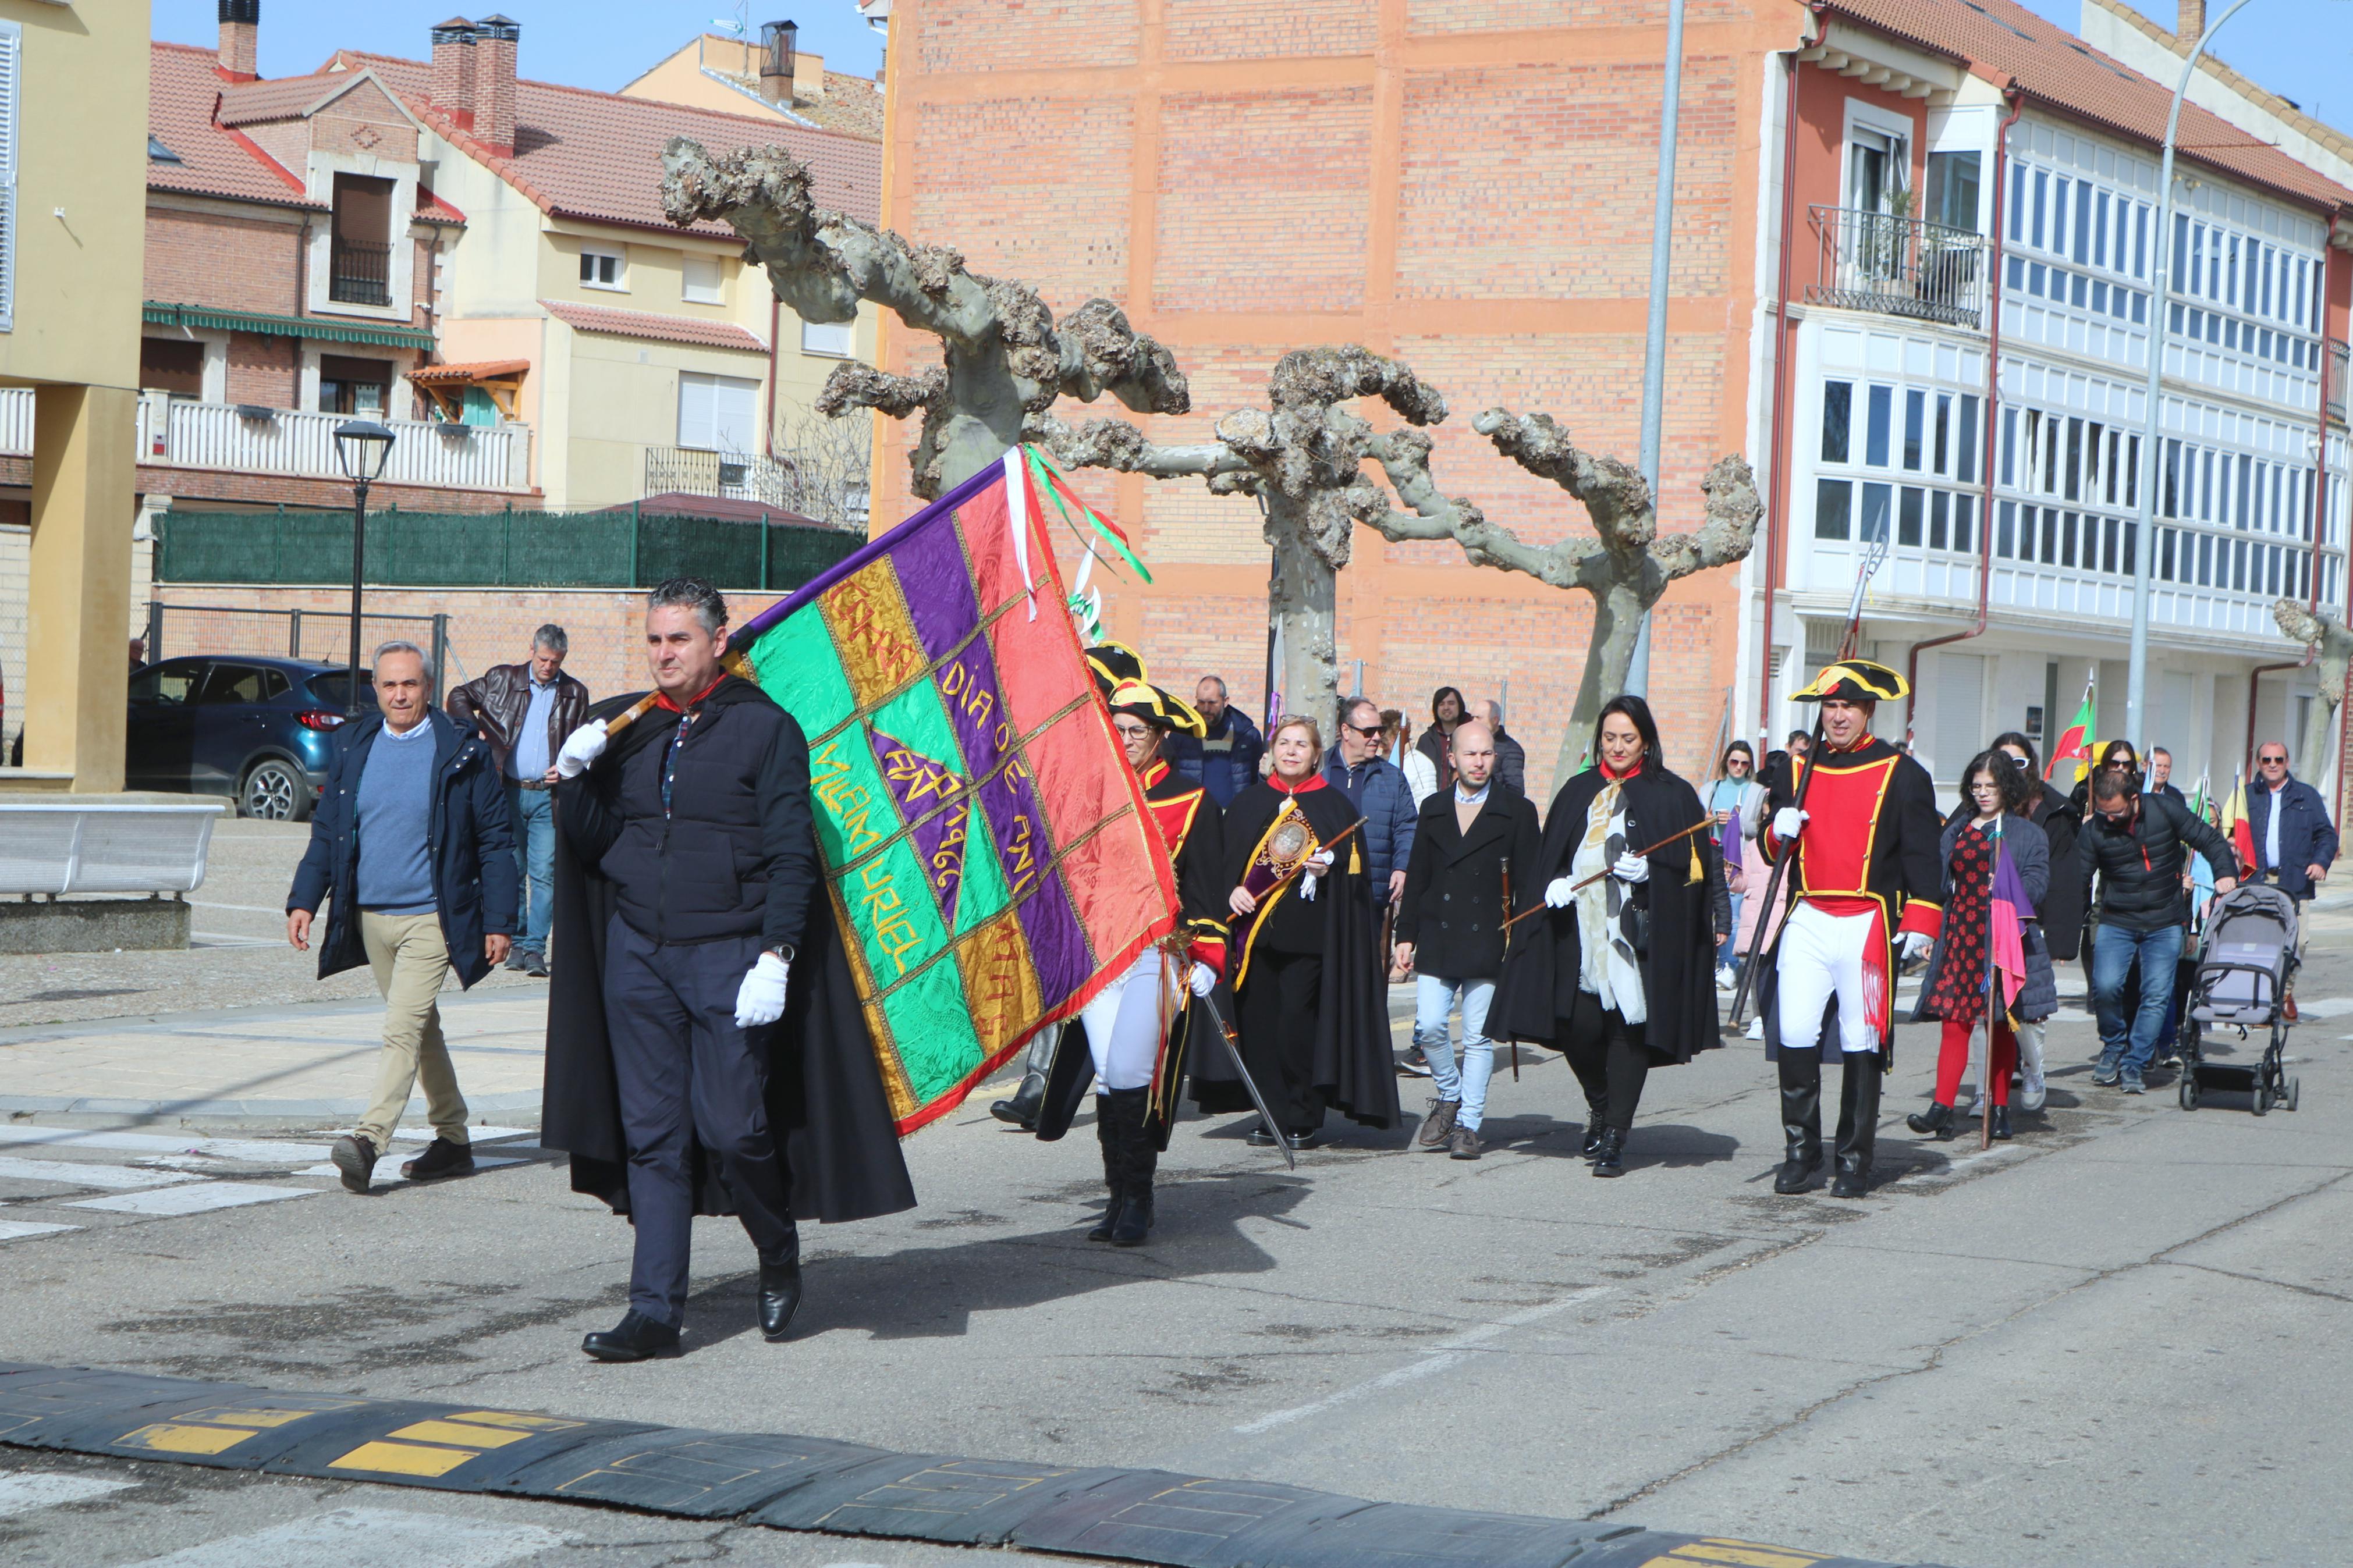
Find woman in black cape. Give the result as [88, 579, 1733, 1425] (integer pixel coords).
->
[1199, 714, 1399, 1146]
[1492, 695, 1719, 1175]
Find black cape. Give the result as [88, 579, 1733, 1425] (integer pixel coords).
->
[1190, 778, 1401, 1130]
[542, 689, 916, 1225]
[1492, 764, 1720, 1065]
[1036, 763, 1230, 1150]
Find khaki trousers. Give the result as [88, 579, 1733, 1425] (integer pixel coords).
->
[356, 910, 469, 1151]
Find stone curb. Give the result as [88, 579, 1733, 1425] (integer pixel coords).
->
[0, 1090, 541, 1133]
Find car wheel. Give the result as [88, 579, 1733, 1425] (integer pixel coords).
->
[240, 759, 305, 822]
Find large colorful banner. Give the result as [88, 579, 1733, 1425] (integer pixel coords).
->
[733, 449, 1178, 1133]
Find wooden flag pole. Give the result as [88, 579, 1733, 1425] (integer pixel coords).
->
[1500, 817, 1715, 933]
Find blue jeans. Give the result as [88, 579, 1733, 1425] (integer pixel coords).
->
[2092, 922, 2184, 1077]
[1415, 973, 1495, 1131]
[1718, 893, 1744, 971]
[506, 781, 555, 959]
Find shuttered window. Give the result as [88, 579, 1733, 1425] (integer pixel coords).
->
[676, 371, 760, 453]
[0, 21, 19, 333]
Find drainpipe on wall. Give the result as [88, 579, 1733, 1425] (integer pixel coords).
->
[1758, 47, 1804, 745]
[766, 294, 782, 461]
[1903, 88, 2024, 735]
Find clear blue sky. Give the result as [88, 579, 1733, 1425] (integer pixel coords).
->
[150, 1, 883, 91]
[152, 0, 2345, 140]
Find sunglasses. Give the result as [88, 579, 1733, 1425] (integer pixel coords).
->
[2260, 755, 2288, 765]
[1346, 723, 1383, 737]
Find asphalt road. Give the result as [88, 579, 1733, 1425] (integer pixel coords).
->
[3, 939, 2350, 1567]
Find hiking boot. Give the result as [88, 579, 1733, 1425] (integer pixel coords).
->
[330, 1135, 378, 1195]
[1447, 1125, 1482, 1160]
[399, 1137, 474, 1182]
[1417, 1098, 1460, 1150]
[2091, 1057, 2123, 1087]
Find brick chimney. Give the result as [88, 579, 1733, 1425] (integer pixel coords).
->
[759, 19, 797, 105]
[474, 13, 520, 157]
[2178, 0, 2206, 41]
[218, 0, 260, 81]
[430, 18, 477, 130]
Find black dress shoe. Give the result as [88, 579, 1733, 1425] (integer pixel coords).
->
[1591, 1126, 1626, 1178]
[1829, 1156, 1872, 1199]
[1245, 1123, 1283, 1147]
[757, 1259, 803, 1341]
[1285, 1126, 1325, 1151]
[582, 1310, 681, 1361]
[399, 1137, 474, 1182]
[1773, 1151, 1823, 1194]
[1907, 1101, 1957, 1139]
[331, 1134, 378, 1195]
[1989, 1104, 2014, 1140]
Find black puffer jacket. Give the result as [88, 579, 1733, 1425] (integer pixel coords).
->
[559, 675, 818, 948]
[2078, 790, 2236, 934]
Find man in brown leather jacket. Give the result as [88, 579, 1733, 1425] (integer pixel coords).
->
[448, 625, 588, 976]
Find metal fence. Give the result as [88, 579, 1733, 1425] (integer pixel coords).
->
[1807, 204, 1990, 330]
[143, 603, 458, 700]
[154, 505, 864, 592]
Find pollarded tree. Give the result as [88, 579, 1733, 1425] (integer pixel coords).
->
[2273, 598, 2353, 785]
[1034, 344, 1446, 728]
[1368, 413, 1761, 785]
[658, 138, 1191, 497]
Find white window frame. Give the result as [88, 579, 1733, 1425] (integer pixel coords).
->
[579, 246, 627, 292]
[800, 317, 855, 358]
[681, 253, 724, 305]
[677, 370, 761, 453]
[0, 20, 19, 333]
[1841, 98, 1914, 216]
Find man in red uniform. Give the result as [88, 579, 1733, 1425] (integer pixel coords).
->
[1757, 660, 1943, 1197]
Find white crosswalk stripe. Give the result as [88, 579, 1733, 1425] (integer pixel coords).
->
[0, 1471, 136, 1517]
[0, 1221, 82, 1243]
[66, 1183, 318, 1217]
[117, 1507, 566, 1567]
[0, 1155, 201, 1190]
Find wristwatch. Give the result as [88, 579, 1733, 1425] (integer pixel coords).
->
[766, 943, 796, 963]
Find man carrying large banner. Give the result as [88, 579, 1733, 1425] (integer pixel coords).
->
[544, 449, 1183, 1357]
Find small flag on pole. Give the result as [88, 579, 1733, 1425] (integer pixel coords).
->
[2046, 673, 2096, 781]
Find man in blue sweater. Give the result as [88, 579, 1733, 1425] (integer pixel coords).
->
[288, 642, 516, 1193]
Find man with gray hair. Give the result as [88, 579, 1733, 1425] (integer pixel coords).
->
[449, 624, 590, 977]
[288, 640, 517, 1193]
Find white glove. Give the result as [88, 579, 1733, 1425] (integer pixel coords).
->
[1612, 851, 1650, 884]
[1187, 962, 1216, 998]
[1898, 930, 1932, 963]
[733, 951, 790, 1028]
[1772, 806, 1807, 842]
[1545, 876, 1577, 908]
[1298, 870, 1318, 901]
[555, 719, 609, 780]
[1303, 849, 1335, 876]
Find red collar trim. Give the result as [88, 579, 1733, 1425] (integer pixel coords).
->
[1268, 771, 1326, 796]
[1599, 757, 1644, 781]
[654, 673, 729, 714]
[1140, 759, 1170, 788]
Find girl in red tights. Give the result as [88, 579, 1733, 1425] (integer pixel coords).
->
[1908, 750, 2057, 1141]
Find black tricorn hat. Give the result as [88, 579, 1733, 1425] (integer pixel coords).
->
[1793, 657, 1910, 705]
[1084, 641, 1148, 697]
[1106, 678, 1206, 739]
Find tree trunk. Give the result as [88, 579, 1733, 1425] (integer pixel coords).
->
[932, 344, 1030, 492]
[1555, 574, 1652, 785]
[1267, 502, 1339, 727]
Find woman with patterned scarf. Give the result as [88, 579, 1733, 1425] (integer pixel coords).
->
[1906, 749, 2055, 1142]
[1492, 696, 1720, 1176]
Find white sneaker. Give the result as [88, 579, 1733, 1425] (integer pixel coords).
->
[2018, 1065, 2047, 1112]
[1744, 1017, 1765, 1041]
[1715, 965, 1738, 990]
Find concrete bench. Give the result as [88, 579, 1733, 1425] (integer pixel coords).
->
[0, 801, 227, 952]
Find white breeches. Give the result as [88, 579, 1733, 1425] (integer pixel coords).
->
[1775, 901, 1882, 1054]
[1080, 947, 1173, 1091]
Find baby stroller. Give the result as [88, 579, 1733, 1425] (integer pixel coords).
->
[2177, 881, 2301, 1115]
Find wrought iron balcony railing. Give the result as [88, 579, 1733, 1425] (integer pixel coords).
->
[1806, 205, 1990, 331]
[328, 238, 393, 307]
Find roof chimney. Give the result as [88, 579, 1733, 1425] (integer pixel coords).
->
[474, 13, 520, 157]
[430, 18, 477, 130]
[2177, 0, 2206, 41]
[218, 0, 260, 81]
[759, 19, 798, 105]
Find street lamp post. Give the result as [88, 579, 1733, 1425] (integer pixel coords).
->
[1626, 0, 1689, 699]
[332, 420, 396, 717]
[2125, 0, 2258, 754]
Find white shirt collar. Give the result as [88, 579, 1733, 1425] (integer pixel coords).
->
[380, 716, 432, 741]
[1454, 780, 1489, 805]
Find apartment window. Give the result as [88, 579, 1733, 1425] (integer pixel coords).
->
[682, 254, 723, 304]
[320, 355, 393, 417]
[329, 173, 395, 308]
[0, 21, 16, 332]
[1859, 482, 1893, 545]
[677, 371, 760, 453]
[1926, 150, 1979, 233]
[581, 247, 627, 290]
[1865, 385, 1891, 467]
[801, 318, 856, 357]
[1814, 478, 1852, 540]
[140, 338, 205, 399]
[1957, 394, 1979, 483]
[1902, 389, 1924, 472]
[1820, 381, 1852, 463]
[1897, 485, 1924, 546]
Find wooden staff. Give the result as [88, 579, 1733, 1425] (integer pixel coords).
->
[597, 646, 759, 739]
[1499, 854, 1520, 1080]
[1500, 817, 1716, 933]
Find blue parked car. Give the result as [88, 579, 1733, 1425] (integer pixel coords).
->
[126, 655, 379, 820]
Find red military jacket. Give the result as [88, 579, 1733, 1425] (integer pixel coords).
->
[1761, 735, 1946, 947]
[1142, 759, 1229, 976]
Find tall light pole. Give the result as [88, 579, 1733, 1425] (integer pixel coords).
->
[332, 420, 395, 717]
[2125, 0, 2258, 753]
[1625, 0, 1688, 698]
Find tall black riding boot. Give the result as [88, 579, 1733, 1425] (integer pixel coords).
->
[1106, 1089, 1156, 1247]
[1086, 1096, 1126, 1242]
[991, 1069, 1048, 1129]
[1773, 1057, 1825, 1193]
[1830, 1054, 1883, 1198]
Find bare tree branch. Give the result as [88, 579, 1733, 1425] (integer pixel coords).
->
[2275, 598, 2352, 776]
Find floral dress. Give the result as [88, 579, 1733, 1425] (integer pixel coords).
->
[1923, 822, 1994, 1027]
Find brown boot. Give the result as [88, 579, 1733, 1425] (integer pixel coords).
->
[1417, 1098, 1460, 1150]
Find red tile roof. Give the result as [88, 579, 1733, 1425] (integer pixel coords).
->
[540, 298, 769, 353]
[216, 71, 378, 126]
[147, 42, 320, 209]
[1826, 0, 2353, 213]
[320, 49, 882, 234]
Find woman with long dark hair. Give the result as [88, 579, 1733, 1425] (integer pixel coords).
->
[1492, 696, 1719, 1176]
[1414, 687, 1466, 796]
[1709, 740, 1766, 986]
[1908, 749, 2056, 1141]
[1966, 730, 2082, 1110]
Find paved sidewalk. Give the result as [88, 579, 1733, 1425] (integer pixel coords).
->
[0, 989, 549, 1127]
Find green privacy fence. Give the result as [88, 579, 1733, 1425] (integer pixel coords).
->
[155, 506, 864, 592]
